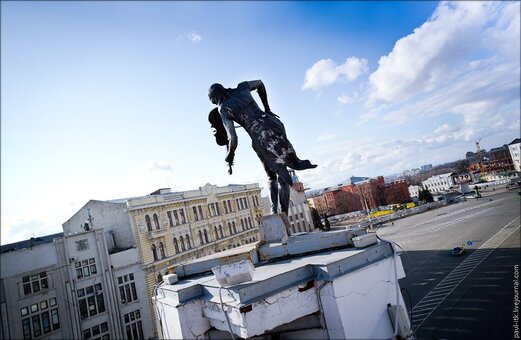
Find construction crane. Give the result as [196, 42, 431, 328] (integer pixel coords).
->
[475, 139, 484, 174]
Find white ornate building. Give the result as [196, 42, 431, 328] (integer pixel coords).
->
[421, 173, 455, 194]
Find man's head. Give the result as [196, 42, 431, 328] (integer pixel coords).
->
[208, 83, 228, 105]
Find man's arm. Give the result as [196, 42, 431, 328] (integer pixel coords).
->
[247, 80, 272, 114]
[219, 108, 238, 166]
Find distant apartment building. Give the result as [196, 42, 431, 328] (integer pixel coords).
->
[287, 171, 315, 233]
[307, 176, 411, 217]
[508, 138, 521, 172]
[0, 229, 155, 340]
[408, 185, 421, 198]
[61, 183, 263, 337]
[486, 144, 515, 173]
[260, 171, 315, 234]
[421, 173, 454, 193]
[1, 234, 69, 340]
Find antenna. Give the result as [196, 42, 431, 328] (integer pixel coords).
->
[82, 208, 94, 231]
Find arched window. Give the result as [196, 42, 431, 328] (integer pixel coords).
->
[219, 225, 223, 238]
[185, 234, 191, 249]
[151, 244, 158, 261]
[153, 213, 160, 230]
[204, 229, 209, 243]
[159, 242, 166, 258]
[146, 215, 152, 231]
[227, 222, 232, 235]
[180, 236, 186, 251]
[173, 238, 179, 253]
[199, 230, 204, 245]
[240, 219, 245, 231]
[232, 221, 237, 234]
[248, 217, 253, 229]
[214, 226, 218, 239]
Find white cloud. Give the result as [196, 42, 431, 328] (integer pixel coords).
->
[317, 133, 337, 142]
[188, 32, 202, 43]
[367, 1, 519, 106]
[303, 57, 368, 90]
[178, 32, 202, 43]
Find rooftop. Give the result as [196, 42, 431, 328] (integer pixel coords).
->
[1, 232, 64, 253]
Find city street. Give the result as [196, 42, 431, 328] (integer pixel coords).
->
[377, 190, 521, 339]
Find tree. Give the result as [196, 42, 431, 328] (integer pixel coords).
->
[455, 159, 470, 174]
[418, 189, 434, 204]
[310, 208, 324, 230]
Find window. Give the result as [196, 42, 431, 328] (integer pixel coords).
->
[20, 298, 59, 339]
[124, 309, 144, 340]
[22, 318, 31, 339]
[219, 226, 224, 238]
[208, 203, 220, 217]
[199, 230, 204, 245]
[223, 201, 229, 214]
[78, 284, 105, 319]
[22, 272, 48, 295]
[151, 244, 158, 261]
[21, 307, 29, 317]
[83, 321, 109, 340]
[192, 207, 199, 221]
[180, 236, 186, 251]
[178, 209, 186, 224]
[118, 273, 138, 304]
[167, 211, 174, 228]
[185, 234, 191, 249]
[145, 215, 152, 231]
[159, 242, 166, 258]
[153, 214, 160, 230]
[75, 258, 97, 279]
[204, 229, 210, 243]
[173, 238, 179, 253]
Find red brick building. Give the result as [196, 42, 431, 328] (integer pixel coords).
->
[308, 176, 412, 217]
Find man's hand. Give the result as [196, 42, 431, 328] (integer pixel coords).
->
[264, 110, 280, 118]
[225, 152, 234, 164]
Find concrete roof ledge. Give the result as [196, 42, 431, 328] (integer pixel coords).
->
[170, 225, 368, 282]
[155, 239, 395, 338]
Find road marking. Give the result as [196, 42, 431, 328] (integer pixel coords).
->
[409, 207, 495, 236]
[406, 198, 507, 230]
[411, 217, 520, 330]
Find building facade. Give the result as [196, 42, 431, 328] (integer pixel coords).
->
[508, 138, 521, 172]
[1, 234, 69, 340]
[307, 176, 412, 217]
[1, 229, 155, 340]
[62, 183, 263, 337]
[421, 173, 454, 194]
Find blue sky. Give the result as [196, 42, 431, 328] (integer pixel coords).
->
[2, 1, 519, 244]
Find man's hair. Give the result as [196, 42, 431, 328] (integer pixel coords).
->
[208, 83, 230, 104]
[208, 108, 229, 146]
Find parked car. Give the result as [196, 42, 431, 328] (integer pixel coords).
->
[452, 246, 467, 256]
